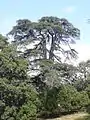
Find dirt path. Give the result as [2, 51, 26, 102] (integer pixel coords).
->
[46, 112, 88, 120]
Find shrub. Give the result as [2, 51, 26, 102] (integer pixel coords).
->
[39, 84, 90, 118]
[16, 102, 37, 120]
[57, 85, 90, 113]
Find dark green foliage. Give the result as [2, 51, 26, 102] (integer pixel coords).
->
[0, 78, 39, 120]
[0, 36, 39, 120]
[0, 46, 28, 80]
[17, 102, 37, 120]
[1, 106, 17, 120]
[57, 85, 89, 113]
[0, 34, 8, 50]
[86, 84, 90, 98]
[38, 85, 89, 118]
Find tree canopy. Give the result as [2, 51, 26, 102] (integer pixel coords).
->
[8, 16, 80, 62]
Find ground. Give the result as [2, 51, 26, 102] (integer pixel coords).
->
[46, 112, 89, 120]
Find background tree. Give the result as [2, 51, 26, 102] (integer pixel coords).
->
[8, 16, 80, 63]
[8, 16, 80, 89]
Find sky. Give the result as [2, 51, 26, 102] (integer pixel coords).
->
[0, 0, 90, 62]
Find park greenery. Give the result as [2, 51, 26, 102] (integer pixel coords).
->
[0, 16, 90, 120]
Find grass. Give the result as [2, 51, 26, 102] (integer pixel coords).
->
[45, 112, 89, 120]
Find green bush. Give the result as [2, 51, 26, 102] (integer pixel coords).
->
[39, 85, 90, 118]
[0, 81, 39, 120]
[57, 85, 89, 113]
[16, 102, 37, 120]
[1, 106, 17, 120]
[16, 84, 39, 120]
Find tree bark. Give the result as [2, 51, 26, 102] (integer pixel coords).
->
[40, 31, 47, 59]
[43, 39, 47, 59]
[49, 35, 54, 61]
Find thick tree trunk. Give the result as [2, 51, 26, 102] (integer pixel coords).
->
[40, 31, 47, 59]
[49, 35, 54, 61]
[43, 39, 47, 59]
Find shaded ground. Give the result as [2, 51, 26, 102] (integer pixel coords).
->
[45, 112, 89, 120]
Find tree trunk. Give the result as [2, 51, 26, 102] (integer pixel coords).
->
[40, 31, 47, 59]
[49, 35, 54, 61]
[43, 39, 47, 59]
